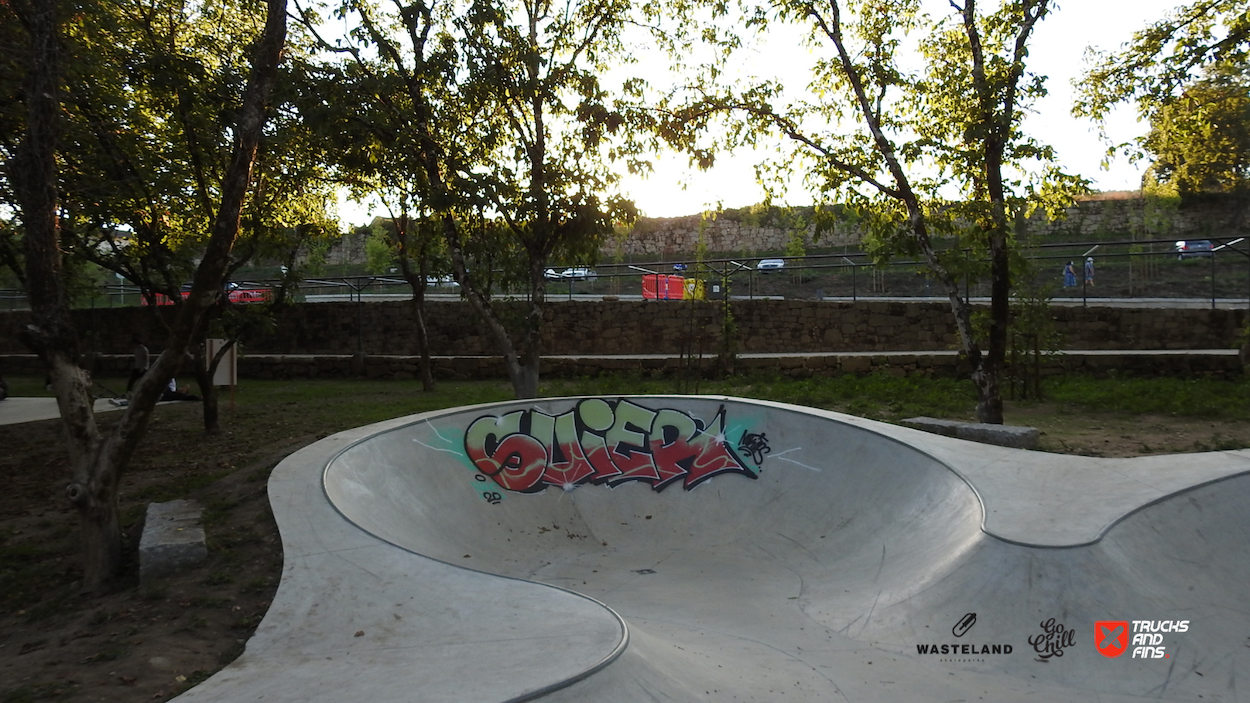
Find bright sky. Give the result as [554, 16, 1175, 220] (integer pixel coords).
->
[339, 0, 1179, 225]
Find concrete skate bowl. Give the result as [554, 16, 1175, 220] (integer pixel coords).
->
[319, 395, 1250, 702]
[178, 396, 1250, 703]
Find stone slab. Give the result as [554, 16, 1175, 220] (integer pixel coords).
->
[898, 416, 963, 437]
[140, 499, 207, 582]
[901, 416, 1040, 449]
[955, 421, 1041, 449]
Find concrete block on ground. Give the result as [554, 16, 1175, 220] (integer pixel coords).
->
[955, 423, 1040, 450]
[901, 417, 1040, 450]
[140, 499, 207, 582]
[899, 417, 964, 437]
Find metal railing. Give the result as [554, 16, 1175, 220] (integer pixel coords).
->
[2, 236, 1247, 311]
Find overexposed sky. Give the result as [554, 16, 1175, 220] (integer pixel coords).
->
[339, 0, 1178, 225]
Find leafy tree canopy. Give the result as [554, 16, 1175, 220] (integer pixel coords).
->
[1075, 0, 1248, 137]
[1142, 61, 1250, 197]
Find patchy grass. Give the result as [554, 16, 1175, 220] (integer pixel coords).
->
[546, 372, 980, 422]
[1038, 375, 1250, 420]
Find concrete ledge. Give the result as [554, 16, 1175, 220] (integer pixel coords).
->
[898, 416, 963, 437]
[901, 416, 1040, 449]
[956, 422, 1040, 449]
[139, 499, 207, 582]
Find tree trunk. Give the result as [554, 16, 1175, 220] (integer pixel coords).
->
[415, 235, 434, 391]
[439, 215, 533, 398]
[396, 211, 436, 392]
[68, 454, 123, 587]
[514, 255, 546, 400]
[194, 342, 222, 435]
[977, 231, 1011, 424]
[11, 0, 287, 591]
[201, 378, 221, 434]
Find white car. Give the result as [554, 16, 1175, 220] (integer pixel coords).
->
[545, 267, 597, 281]
[756, 259, 785, 273]
[425, 275, 459, 288]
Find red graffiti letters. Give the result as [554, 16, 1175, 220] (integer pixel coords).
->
[463, 400, 757, 493]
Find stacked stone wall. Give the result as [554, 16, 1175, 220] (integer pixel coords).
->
[3, 349, 1240, 382]
[1, 300, 1242, 358]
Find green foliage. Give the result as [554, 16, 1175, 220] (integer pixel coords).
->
[1142, 62, 1250, 197]
[1044, 376, 1250, 420]
[659, 0, 1087, 322]
[363, 224, 395, 275]
[1075, 0, 1249, 126]
[0, 0, 338, 302]
[304, 0, 639, 287]
[299, 0, 643, 395]
[1142, 180, 1182, 234]
[1235, 320, 1250, 351]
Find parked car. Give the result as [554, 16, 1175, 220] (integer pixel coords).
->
[545, 267, 597, 281]
[425, 275, 459, 288]
[1175, 240, 1213, 259]
[147, 282, 271, 306]
[756, 258, 785, 273]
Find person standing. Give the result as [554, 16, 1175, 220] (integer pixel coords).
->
[1062, 261, 1076, 287]
[127, 335, 150, 393]
[1084, 257, 1095, 286]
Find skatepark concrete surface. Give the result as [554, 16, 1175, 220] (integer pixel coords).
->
[170, 396, 1250, 703]
[0, 396, 122, 425]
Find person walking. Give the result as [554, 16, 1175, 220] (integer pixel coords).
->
[1062, 261, 1076, 288]
[1084, 257, 1095, 286]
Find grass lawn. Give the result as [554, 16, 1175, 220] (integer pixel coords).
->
[1, 371, 1248, 703]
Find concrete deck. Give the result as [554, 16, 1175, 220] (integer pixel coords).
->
[0, 396, 122, 425]
[168, 395, 1250, 702]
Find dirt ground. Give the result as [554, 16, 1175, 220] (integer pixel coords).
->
[1007, 404, 1250, 456]
[0, 402, 306, 703]
[2, 390, 1248, 703]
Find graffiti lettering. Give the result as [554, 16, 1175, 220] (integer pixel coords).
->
[737, 431, 770, 465]
[464, 400, 757, 494]
[481, 491, 503, 505]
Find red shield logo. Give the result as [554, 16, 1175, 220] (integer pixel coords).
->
[1095, 620, 1129, 658]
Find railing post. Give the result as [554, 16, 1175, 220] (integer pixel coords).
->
[1211, 248, 1217, 309]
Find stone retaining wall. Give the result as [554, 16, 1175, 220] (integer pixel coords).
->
[2, 300, 1240, 358]
[5, 350, 1238, 382]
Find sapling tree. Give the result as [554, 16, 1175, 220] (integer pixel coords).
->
[297, 0, 638, 398]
